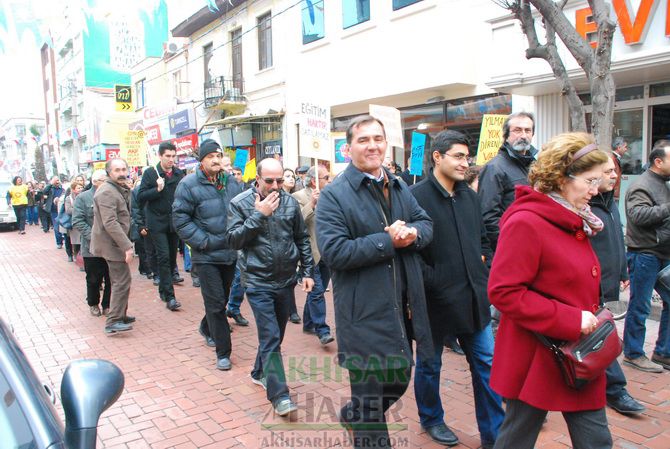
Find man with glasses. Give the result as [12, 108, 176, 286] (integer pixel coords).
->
[478, 112, 538, 252]
[225, 157, 314, 417]
[292, 165, 334, 346]
[623, 140, 670, 372]
[410, 130, 503, 449]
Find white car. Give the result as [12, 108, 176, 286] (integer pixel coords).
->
[0, 181, 18, 230]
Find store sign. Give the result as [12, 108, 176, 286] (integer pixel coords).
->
[171, 133, 198, 156]
[144, 124, 163, 145]
[299, 101, 331, 160]
[576, 0, 670, 46]
[169, 109, 194, 135]
[264, 142, 282, 156]
[143, 102, 177, 121]
[105, 148, 120, 160]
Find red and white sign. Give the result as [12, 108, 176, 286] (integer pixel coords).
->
[171, 134, 198, 156]
[144, 124, 163, 145]
[105, 148, 121, 160]
[143, 103, 177, 121]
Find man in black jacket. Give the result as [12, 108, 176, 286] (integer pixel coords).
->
[478, 112, 538, 251]
[138, 142, 185, 311]
[225, 157, 314, 417]
[173, 140, 243, 371]
[410, 130, 503, 449]
[589, 154, 645, 415]
[316, 115, 433, 449]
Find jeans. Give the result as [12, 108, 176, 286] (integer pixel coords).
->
[226, 267, 245, 314]
[50, 210, 63, 245]
[184, 244, 192, 272]
[414, 324, 503, 446]
[246, 285, 293, 405]
[151, 231, 179, 300]
[623, 252, 670, 359]
[493, 399, 611, 449]
[13, 205, 26, 231]
[84, 257, 111, 309]
[196, 263, 235, 359]
[341, 367, 412, 449]
[303, 261, 331, 337]
[26, 205, 38, 225]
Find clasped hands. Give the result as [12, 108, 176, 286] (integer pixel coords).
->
[385, 220, 417, 248]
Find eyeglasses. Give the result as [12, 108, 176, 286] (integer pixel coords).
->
[262, 177, 285, 185]
[319, 175, 330, 181]
[568, 174, 603, 188]
[443, 152, 469, 161]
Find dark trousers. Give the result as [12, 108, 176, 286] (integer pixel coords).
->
[39, 208, 51, 231]
[143, 235, 158, 276]
[151, 231, 179, 300]
[106, 260, 131, 326]
[303, 261, 331, 336]
[197, 263, 235, 359]
[246, 285, 293, 405]
[50, 210, 63, 245]
[605, 359, 627, 399]
[63, 234, 73, 258]
[341, 367, 412, 449]
[84, 257, 111, 309]
[13, 205, 26, 231]
[493, 399, 612, 449]
[135, 239, 149, 274]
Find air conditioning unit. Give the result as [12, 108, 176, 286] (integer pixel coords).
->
[163, 39, 187, 57]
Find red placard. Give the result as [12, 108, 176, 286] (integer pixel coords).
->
[144, 125, 162, 145]
[171, 134, 198, 156]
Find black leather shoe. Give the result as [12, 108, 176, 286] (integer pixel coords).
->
[166, 298, 181, 311]
[172, 274, 184, 284]
[289, 313, 301, 324]
[198, 327, 215, 347]
[122, 315, 136, 324]
[216, 357, 232, 371]
[607, 392, 646, 415]
[192, 278, 201, 288]
[226, 310, 249, 326]
[319, 333, 335, 345]
[424, 423, 459, 446]
[153, 277, 160, 286]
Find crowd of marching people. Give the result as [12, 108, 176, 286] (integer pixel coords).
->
[14, 112, 670, 449]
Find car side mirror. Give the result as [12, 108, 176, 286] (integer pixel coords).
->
[61, 359, 124, 449]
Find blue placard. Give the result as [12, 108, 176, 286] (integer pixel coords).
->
[409, 132, 426, 176]
[234, 149, 249, 169]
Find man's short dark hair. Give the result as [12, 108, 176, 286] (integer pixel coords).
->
[649, 139, 670, 165]
[345, 115, 386, 145]
[502, 111, 535, 140]
[612, 136, 626, 151]
[232, 167, 243, 174]
[158, 141, 177, 156]
[430, 130, 470, 167]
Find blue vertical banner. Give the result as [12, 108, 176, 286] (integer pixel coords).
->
[234, 149, 249, 169]
[409, 131, 426, 176]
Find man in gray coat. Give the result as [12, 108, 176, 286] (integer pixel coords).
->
[623, 140, 670, 372]
[72, 169, 111, 317]
[90, 158, 135, 335]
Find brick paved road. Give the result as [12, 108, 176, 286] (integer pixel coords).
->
[1, 228, 669, 448]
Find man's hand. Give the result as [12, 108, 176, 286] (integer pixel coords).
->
[385, 220, 418, 248]
[311, 189, 320, 207]
[125, 248, 134, 264]
[156, 177, 165, 192]
[140, 228, 148, 237]
[302, 277, 314, 293]
[620, 280, 630, 291]
[255, 192, 280, 216]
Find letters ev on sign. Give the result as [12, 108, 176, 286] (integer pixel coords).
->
[115, 85, 132, 112]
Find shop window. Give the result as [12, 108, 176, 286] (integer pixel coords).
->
[651, 82, 670, 98]
[393, 0, 422, 10]
[258, 12, 273, 70]
[586, 108, 644, 174]
[342, 0, 370, 29]
[615, 85, 643, 102]
[135, 79, 145, 109]
[302, 0, 325, 44]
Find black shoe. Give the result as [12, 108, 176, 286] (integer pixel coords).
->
[166, 298, 181, 311]
[122, 315, 136, 324]
[289, 313, 301, 324]
[192, 278, 201, 288]
[198, 327, 216, 347]
[153, 277, 160, 286]
[216, 357, 232, 371]
[319, 333, 335, 345]
[57, 244, 62, 249]
[105, 322, 133, 334]
[424, 423, 459, 446]
[146, 273, 154, 280]
[445, 338, 465, 356]
[607, 392, 646, 415]
[172, 274, 184, 284]
[67, 256, 74, 262]
[226, 310, 249, 326]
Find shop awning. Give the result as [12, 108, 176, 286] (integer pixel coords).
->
[203, 111, 284, 128]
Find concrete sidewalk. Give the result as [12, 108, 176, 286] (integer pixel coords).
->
[1, 228, 669, 448]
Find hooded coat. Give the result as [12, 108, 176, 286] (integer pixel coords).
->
[488, 186, 604, 411]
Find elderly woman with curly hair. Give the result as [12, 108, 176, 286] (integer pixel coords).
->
[488, 132, 612, 449]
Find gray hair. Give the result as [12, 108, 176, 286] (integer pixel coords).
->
[91, 169, 107, 182]
[612, 136, 626, 150]
[502, 111, 535, 140]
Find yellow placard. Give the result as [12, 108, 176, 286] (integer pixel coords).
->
[476, 114, 508, 165]
[93, 162, 106, 171]
[119, 130, 148, 167]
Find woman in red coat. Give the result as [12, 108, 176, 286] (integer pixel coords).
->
[489, 132, 612, 449]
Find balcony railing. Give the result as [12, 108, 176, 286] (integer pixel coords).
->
[204, 76, 245, 108]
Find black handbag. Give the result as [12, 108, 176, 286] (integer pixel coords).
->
[535, 308, 622, 389]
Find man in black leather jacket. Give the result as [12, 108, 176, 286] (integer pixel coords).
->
[225, 157, 314, 417]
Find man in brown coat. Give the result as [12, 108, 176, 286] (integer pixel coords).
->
[91, 158, 135, 334]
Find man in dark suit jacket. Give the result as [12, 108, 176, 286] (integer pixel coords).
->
[138, 142, 185, 311]
[410, 130, 503, 449]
